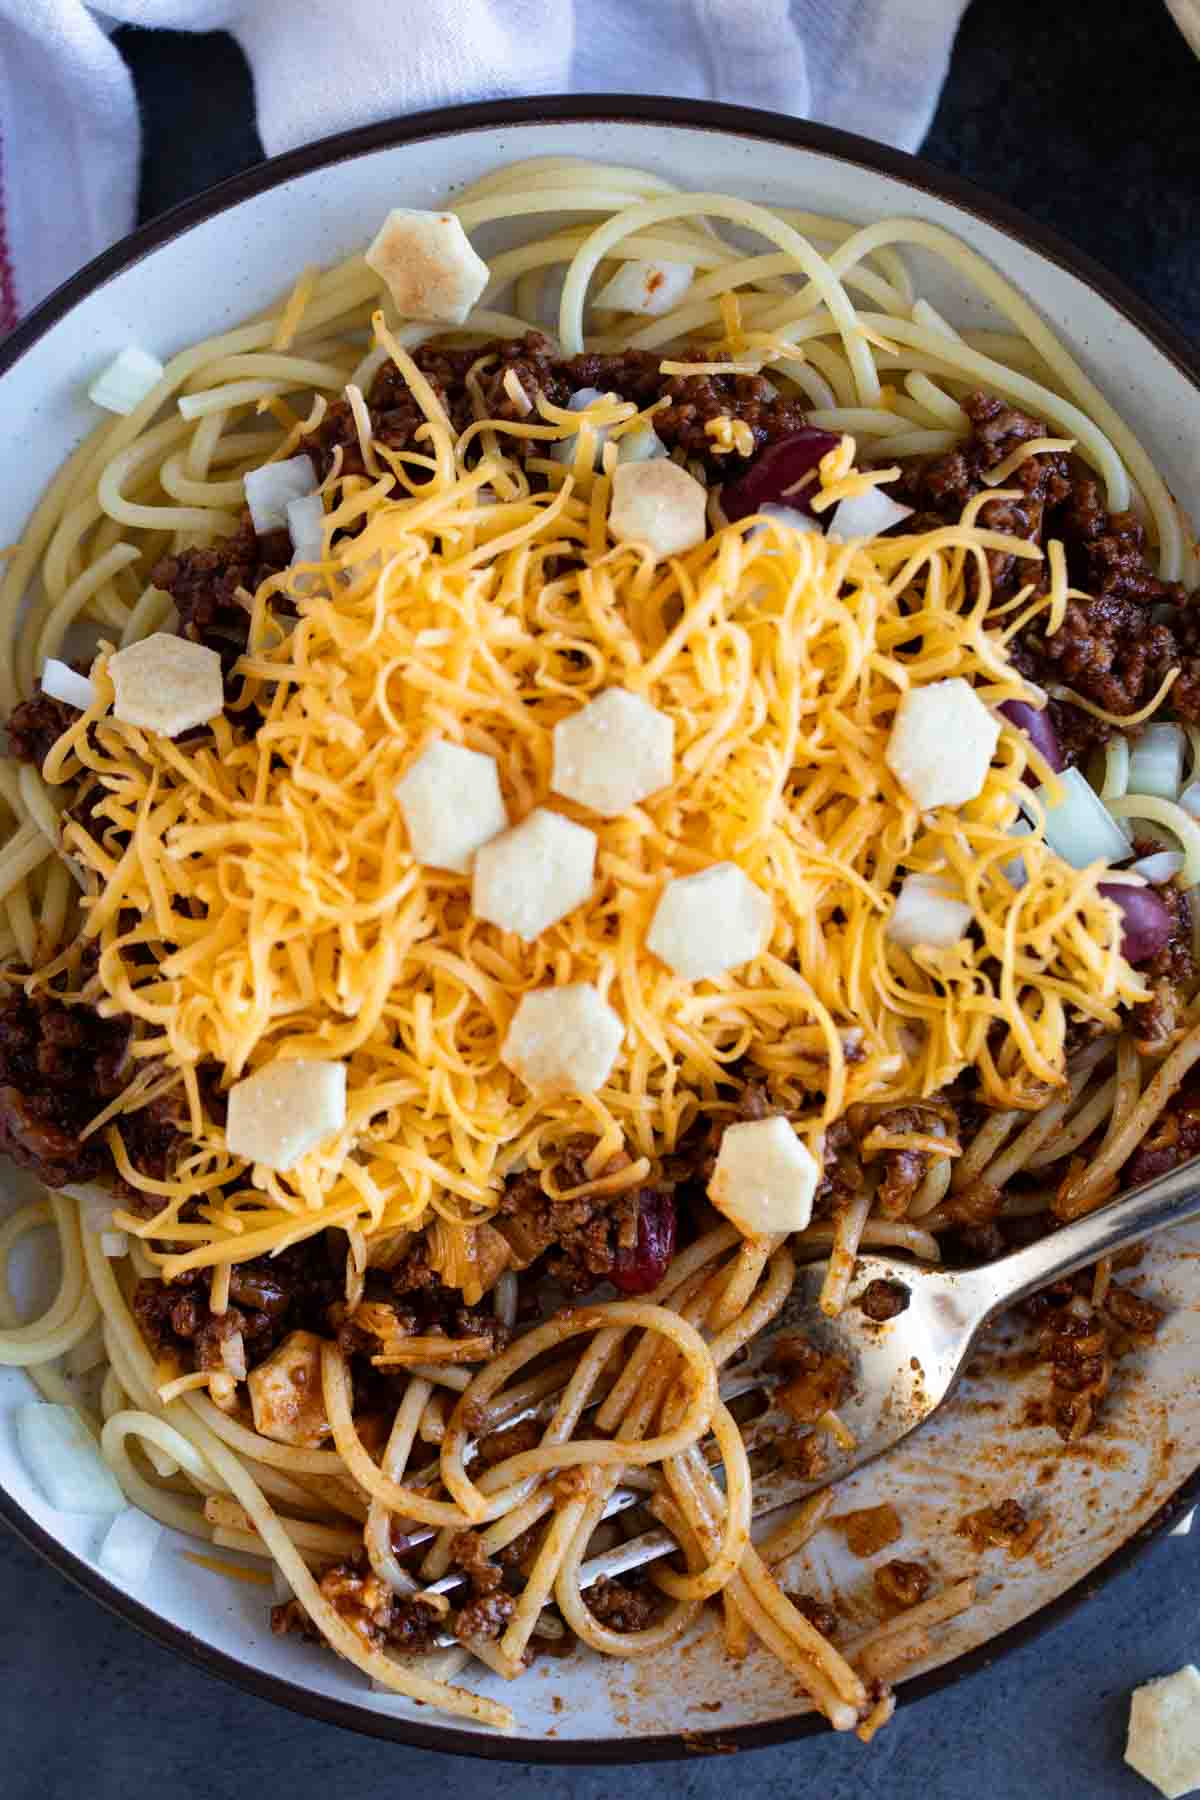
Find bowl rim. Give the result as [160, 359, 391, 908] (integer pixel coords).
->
[1165, 0, 1200, 59]
[2, 90, 1199, 1765]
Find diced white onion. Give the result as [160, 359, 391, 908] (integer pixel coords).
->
[1107, 793, 1200, 887]
[1101, 734, 1131, 801]
[1128, 723, 1184, 800]
[616, 424, 669, 464]
[758, 503, 822, 536]
[1129, 850, 1186, 883]
[98, 1506, 162, 1585]
[1002, 817, 1033, 889]
[63, 1183, 116, 1235]
[40, 659, 98, 712]
[208, 1370, 237, 1410]
[1032, 768, 1131, 867]
[531, 1608, 566, 1639]
[220, 1330, 247, 1380]
[65, 1321, 107, 1379]
[287, 492, 325, 565]
[827, 489, 913, 541]
[493, 1270, 518, 1330]
[88, 345, 165, 416]
[551, 388, 612, 467]
[592, 259, 694, 317]
[244, 456, 317, 535]
[16, 1403, 124, 1515]
[886, 873, 973, 950]
[1180, 780, 1200, 816]
[100, 1232, 128, 1259]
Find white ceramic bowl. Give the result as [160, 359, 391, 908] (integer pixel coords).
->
[2, 97, 1200, 1764]
[1166, 0, 1200, 58]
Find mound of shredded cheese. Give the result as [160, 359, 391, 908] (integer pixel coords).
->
[38, 342, 1148, 1279]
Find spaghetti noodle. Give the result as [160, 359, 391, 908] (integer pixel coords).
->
[0, 156, 1195, 1738]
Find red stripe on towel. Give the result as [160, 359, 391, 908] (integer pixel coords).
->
[0, 129, 19, 333]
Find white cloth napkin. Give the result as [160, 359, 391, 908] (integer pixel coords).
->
[0, 0, 967, 324]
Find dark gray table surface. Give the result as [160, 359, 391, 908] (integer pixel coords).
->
[5, 2, 1200, 1795]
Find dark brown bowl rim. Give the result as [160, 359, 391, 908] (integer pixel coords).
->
[2, 91, 1199, 1766]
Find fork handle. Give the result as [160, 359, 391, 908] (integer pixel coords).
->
[968, 1156, 1200, 1317]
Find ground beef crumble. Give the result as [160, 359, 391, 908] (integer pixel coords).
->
[873, 1559, 932, 1609]
[446, 1529, 518, 1645]
[271, 1556, 441, 1654]
[449, 1529, 504, 1595]
[470, 1416, 542, 1472]
[766, 1335, 852, 1427]
[373, 1145, 666, 1302]
[835, 1504, 903, 1558]
[493, 1521, 544, 1575]
[763, 1425, 830, 1482]
[1024, 1274, 1163, 1441]
[0, 983, 181, 1194]
[858, 1278, 911, 1322]
[815, 1097, 960, 1220]
[898, 392, 1071, 600]
[359, 1251, 512, 1356]
[6, 692, 78, 767]
[451, 1558, 516, 1642]
[310, 335, 809, 484]
[1122, 1071, 1200, 1186]
[133, 1235, 347, 1377]
[455, 1589, 517, 1644]
[956, 1498, 1044, 1556]
[151, 511, 292, 656]
[495, 1156, 643, 1293]
[584, 1573, 660, 1633]
[893, 390, 1200, 759]
[1129, 883, 1195, 1053]
[786, 1592, 838, 1638]
[843, 1099, 959, 1219]
[135, 1230, 511, 1389]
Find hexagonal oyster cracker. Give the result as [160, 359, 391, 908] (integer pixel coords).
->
[550, 688, 673, 818]
[395, 737, 508, 873]
[646, 862, 773, 982]
[472, 807, 597, 941]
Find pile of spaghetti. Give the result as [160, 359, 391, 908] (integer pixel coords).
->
[0, 156, 1196, 1740]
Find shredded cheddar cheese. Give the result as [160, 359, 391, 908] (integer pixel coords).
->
[35, 353, 1149, 1283]
[181, 1552, 275, 1585]
[705, 416, 756, 458]
[271, 265, 321, 354]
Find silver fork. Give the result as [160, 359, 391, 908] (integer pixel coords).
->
[574, 1159, 1200, 1588]
[393, 1361, 778, 1569]
[414, 1158, 1200, 1631]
